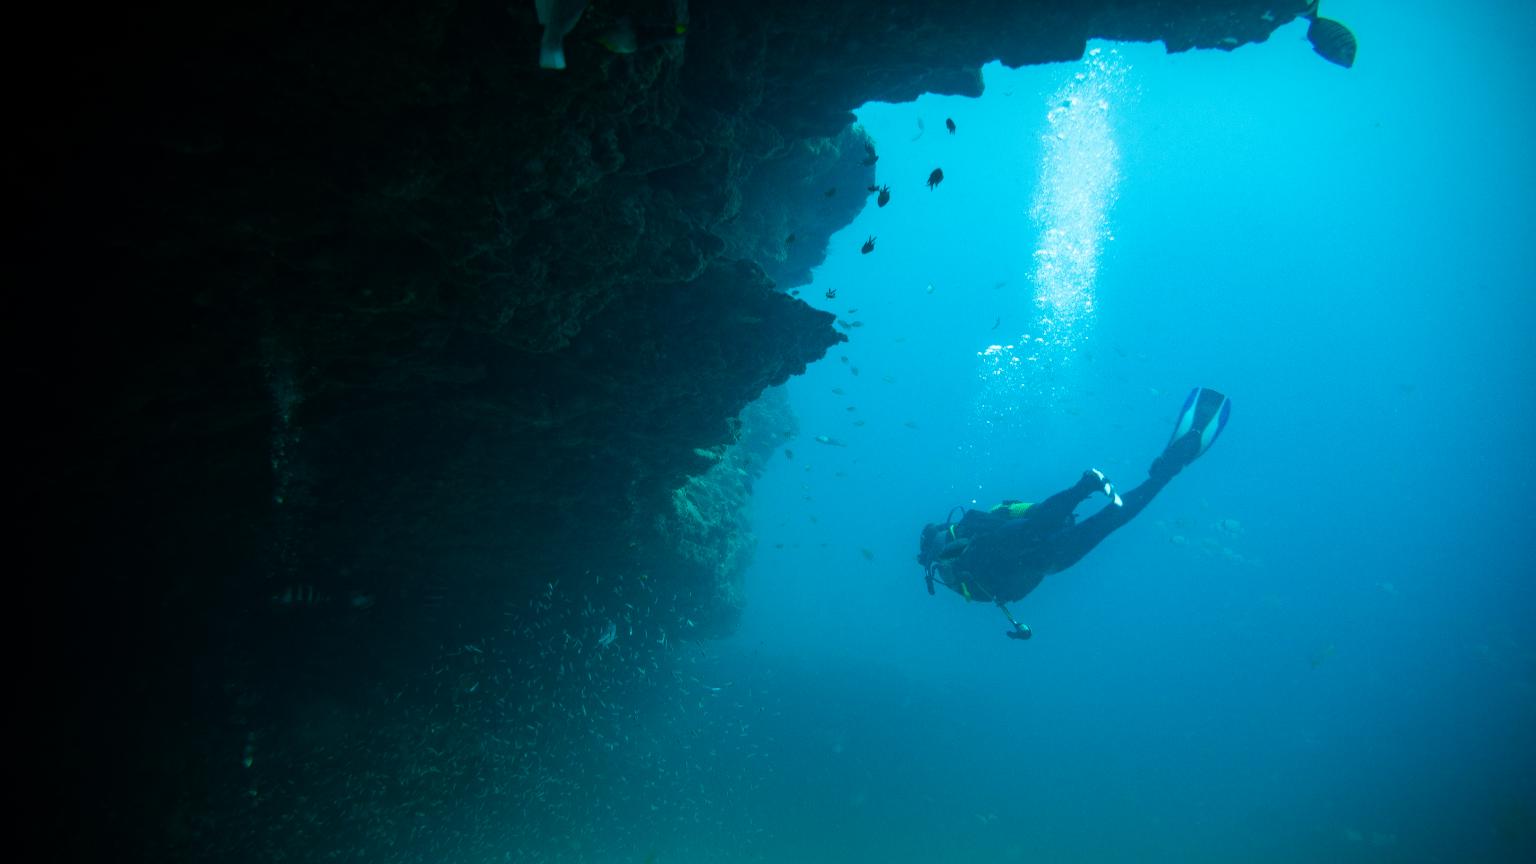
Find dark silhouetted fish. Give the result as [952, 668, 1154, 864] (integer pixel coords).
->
[876, 185, 890, 207]
[1305, 2, 1356, 68]
[535, 0, 588, 69]
[927, 168, 943, 189]
[945, 117, 956, 134]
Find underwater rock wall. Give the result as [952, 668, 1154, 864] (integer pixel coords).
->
[18, 0, 1307, 858]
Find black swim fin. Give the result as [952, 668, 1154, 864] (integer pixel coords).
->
[1152, 387, 1230, 478]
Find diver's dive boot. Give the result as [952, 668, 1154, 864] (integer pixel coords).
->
[1151, 387, 1231, 480]
[1086, 468, 1123, 507]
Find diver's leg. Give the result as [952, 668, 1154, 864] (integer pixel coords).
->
[1025, 470, 1107, 525]
[1046, 473, 1173, 571]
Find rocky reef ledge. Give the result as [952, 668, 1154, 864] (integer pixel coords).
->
[16, 0, 1305, 858]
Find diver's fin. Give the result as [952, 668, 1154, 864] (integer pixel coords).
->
[1154, 387, 1230, 477]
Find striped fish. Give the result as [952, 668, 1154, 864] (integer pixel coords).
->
[1307, 14, 1357, 68]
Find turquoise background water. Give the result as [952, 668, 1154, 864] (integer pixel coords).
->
[690, 4, 1535, 861]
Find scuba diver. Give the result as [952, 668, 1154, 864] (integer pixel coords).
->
[917, 387, 1231, 641]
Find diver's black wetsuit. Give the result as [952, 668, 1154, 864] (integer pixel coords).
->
[920, 459, 1181, 605]
[919, 388, 1228, 639]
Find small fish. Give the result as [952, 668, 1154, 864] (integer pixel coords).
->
[825, 288, 837, 299]
[1304, 2, 1356, 68]
[861, 141, 879, 166]
[847, 308, 859, 313]
[945, 117, 956, 134]
[876, 185, 890, 207]
[814, 435, 846, 447]
[790, 288, 800, 296]
[991, 317, 1000, 330]
[593, 16, 686, 54]
[852, 420, 866, 427]
[867, 185, 880, 193]
[850, 366, 860, 376]
[534, 0, 589, 70]
[847, 320, 865, 328]
[785, 233, 796, 244]
[831, 387, 845, 395]
[836, 319, 852, 330]
[903, 420, 919, 429]
[861, 236, 876, 254]
[784, 448, 794, 460]
[860, 548, 875, 561]
[598, 621, 617, 648]
[911, 117, 925, 141]
[1309, 643, 1336, 669]
[840, 355, 849, 363]
[271, 584, 324, 608]
[926, 168, 944, 189]
[825, 187, 837, 198]
[593, 17, 637, 53]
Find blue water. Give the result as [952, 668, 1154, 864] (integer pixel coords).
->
[674, 4, 1535, 862]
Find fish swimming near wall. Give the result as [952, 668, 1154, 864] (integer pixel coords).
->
[593, 16, 686, 54]
[270, 584, 376, 611]
[1304, 1, 1356, 68]
[535, 0, 588, 69]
